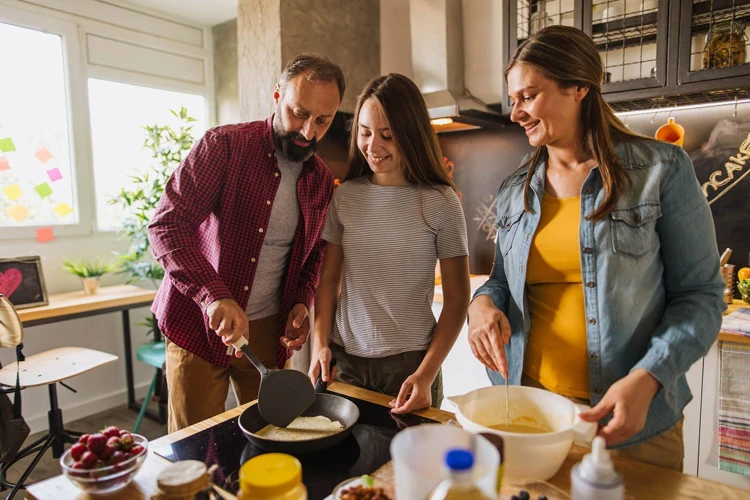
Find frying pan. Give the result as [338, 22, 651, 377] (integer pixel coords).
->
[238, 360, 360, 454]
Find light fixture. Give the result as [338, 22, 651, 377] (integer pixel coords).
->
[430, 118, 454, 126]
[615, 98, 750, 117]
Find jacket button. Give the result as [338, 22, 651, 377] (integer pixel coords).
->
[588, 318, 596, 325]
[243, 286, 249, 291]
[274, 172, 279, 177]
[590, 353, 598, 360]
[268, 152, 273, 158]
[593, 387, 600, 394]
[266, 200, 271, 205]
[583, 188, 592, 195]
[251, 258, 256, 263]
[584, 215, 592, 221]
[259, 228, 264, 233]
[634, 214, 641, 222]
[587, 281, 596, 288]
[583, 247, 592, 254]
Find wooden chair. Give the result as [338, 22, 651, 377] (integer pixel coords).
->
[0, 294, 117, 499]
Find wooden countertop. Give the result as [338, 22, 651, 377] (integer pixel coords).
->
[26, 382, 749, 500]
[718, 299, 750, 346]
[17, 285, 156, 324]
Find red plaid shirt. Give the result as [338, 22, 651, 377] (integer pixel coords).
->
[149, 117, 334, 368]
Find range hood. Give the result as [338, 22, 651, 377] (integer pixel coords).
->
[410, 0, 509, 133]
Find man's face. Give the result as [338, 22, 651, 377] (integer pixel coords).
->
[273, 72, 341, 162]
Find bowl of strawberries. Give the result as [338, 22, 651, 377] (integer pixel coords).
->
[60, 425, 148, 494]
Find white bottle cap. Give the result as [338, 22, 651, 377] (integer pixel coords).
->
[578, 436, 621, 486]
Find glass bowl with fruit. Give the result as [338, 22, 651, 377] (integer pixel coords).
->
[59, 425, 148, 494]
[738, 278, 750, 305]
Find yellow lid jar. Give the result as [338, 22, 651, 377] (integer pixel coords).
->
[237, 454, 307, 500]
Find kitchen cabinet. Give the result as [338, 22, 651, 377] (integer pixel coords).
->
[502, 0, 750, 110]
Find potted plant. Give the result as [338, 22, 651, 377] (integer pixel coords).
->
[109, 106, 197, 341]
[62, 258, 120, 295]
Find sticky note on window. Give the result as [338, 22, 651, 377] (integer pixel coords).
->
[0, 157, 9, 171]
[6, 204, 29, 222]
[0, 138, 16, 153]
[36, 227, 55, 243]
[54, 203, 73, 217]
[47, 168, 62, 182]
[3, 184, 22, 201]
[35, 183, 53, 198]
[35, 147, 53, 164]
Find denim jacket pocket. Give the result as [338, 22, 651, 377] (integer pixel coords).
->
[494, 211, 524, 256]
[609, 202, 662, 258]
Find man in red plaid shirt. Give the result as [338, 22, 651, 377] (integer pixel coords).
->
[148, 54, 344, 431]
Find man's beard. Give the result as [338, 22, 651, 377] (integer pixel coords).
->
[273, 119, 318, 163]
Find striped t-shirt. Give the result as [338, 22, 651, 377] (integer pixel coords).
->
[322, 176, 468, 358]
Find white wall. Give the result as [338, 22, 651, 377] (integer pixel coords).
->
[0, 0, 215, 434]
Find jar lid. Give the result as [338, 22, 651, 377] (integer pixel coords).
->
[157, 460, 210, 496]
[240, 454, 302, 497]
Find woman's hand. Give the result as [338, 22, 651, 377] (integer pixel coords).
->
[389, 372, 433, 414]
[308, 346, 337, 387]
[467, 295, 511, 377]
[578, 369, 661, 446]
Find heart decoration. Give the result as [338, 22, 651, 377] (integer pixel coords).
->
[0, 268, 23, 298]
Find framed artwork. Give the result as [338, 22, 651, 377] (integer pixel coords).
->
[0, 256, 49, 309]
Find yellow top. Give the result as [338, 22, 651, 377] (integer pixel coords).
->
[238, 453, 306, 499]
[524, 191, 589, 399]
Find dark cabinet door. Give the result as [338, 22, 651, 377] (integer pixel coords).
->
[586, 0, 671, 93]
[677, 0, 750, 84]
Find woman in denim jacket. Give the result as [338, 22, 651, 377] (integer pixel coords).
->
[468, 26, 726, 471]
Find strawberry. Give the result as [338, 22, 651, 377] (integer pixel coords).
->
[80, 451, 97, 469]
[70, 443, 86, 461]
[106, 436, 121, 450]
[77, 434, 90, 446]
[99, 444, 116, 460]
[129, 444, 145, 456]
[119, 433, 134, 451]
[86, 433, 106, 454]
[102, 426, 121, 439]
[111, 450, 128, 464]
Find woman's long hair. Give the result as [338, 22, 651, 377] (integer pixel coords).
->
[507, 25, 641, 220]
[346, 73, 457, 192]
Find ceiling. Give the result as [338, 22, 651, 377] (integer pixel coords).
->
[120, 0, 237, 27]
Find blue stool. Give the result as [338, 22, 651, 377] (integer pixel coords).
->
[133, 341, 166, 433]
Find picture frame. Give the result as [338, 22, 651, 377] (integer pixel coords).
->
[0, 256, 49, 309]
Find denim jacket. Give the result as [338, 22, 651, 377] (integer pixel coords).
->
[475, 137, 726, 448]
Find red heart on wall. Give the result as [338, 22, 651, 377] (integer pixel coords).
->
[0, 268, 23, 298]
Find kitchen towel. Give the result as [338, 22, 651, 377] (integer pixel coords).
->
[720, 307, 750, 336]
[718, 340, 750, 477]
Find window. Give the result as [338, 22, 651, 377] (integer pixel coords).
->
[0, 21, 77, 229]
[87, 79, 207, 231]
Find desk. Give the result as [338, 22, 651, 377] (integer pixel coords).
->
[17, 285, 164, 423]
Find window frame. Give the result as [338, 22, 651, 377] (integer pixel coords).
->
[0, 7, 93, 240]
[0, 5, 214, 241]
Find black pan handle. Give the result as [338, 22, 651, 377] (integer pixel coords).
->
[314, 358, 337, 394]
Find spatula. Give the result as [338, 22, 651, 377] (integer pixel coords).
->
[232, 336, 315, 428]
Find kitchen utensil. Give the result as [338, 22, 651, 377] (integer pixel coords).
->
[505, 377, 510, 431]
[720, 247, 733, 266]
[232, 336, 315, 428]
[390, 424, 500, 500]
[237, 359, 360, 454]
[448, 386, 596, 484]
[721, 264, 736, 304]
[655, 117, 685, 147]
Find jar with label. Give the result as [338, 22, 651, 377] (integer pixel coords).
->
[702, 21, 748, 70]
[237, 454, 307, 500]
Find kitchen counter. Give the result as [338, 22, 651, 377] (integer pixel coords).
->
[26, 382, 749, 499]
[718, 299, 750, 346]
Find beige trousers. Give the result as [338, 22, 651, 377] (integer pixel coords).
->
[521, 374, 684, 471]
[165, 315, 279, 433]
